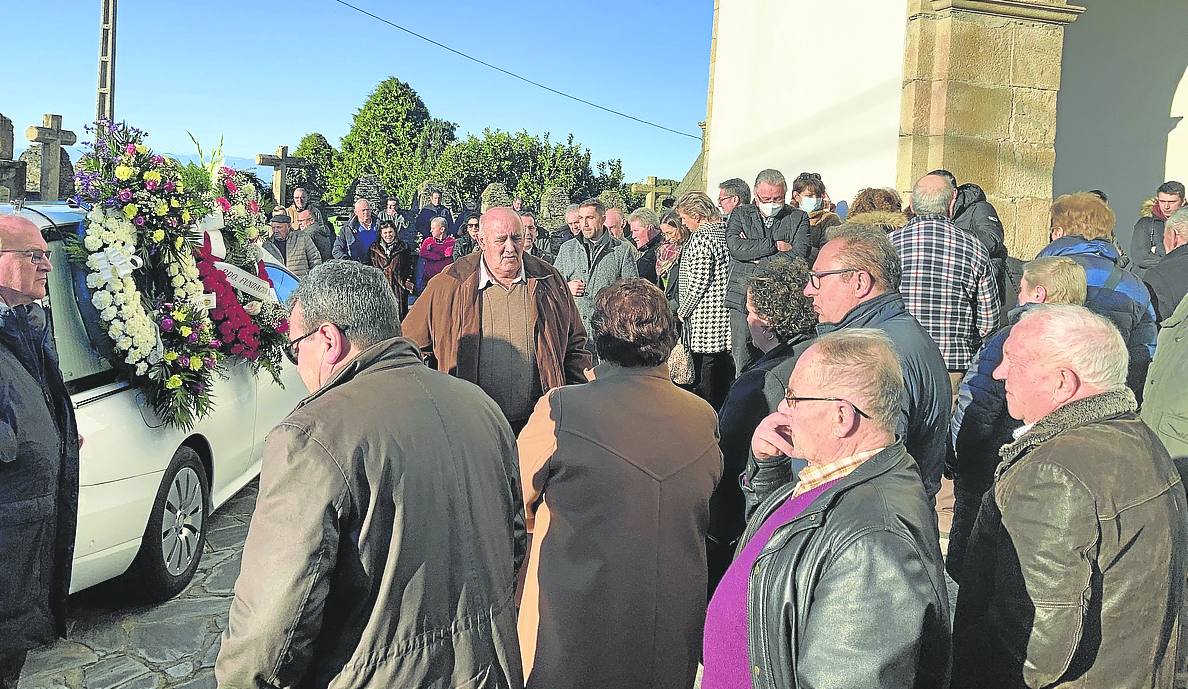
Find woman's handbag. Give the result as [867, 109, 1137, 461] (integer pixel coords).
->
[668, 326, 695, 385]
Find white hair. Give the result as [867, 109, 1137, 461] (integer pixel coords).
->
[1017, 305, 1128, 390]
[1165, 208, 1188, 237]
[430, 216, 447, 229]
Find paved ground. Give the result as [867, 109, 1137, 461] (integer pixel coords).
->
[17, 481, 258, 689]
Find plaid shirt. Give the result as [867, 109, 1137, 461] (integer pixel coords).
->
[890, 215, 1000, 370]
[792, 447, 885, 498]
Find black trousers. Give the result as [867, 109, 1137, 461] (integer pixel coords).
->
[691, 351, 735, 412]
[728, 309, 760, 377]
[944, 483, 985, 583]
[0, 651, 26, 689]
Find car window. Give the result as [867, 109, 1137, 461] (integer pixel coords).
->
[44, 228, 117, 385]
[263, 263, 299, 304]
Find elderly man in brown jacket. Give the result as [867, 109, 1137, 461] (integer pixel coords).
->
[516, 279, 722, 689]
[403, 207, 591, 431]
[216, 261, 525, 689]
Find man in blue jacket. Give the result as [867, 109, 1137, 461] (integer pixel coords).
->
[1038, 192, 1157, 400]
[0, 215, 79, 689]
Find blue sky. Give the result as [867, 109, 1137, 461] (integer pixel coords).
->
[5, 1, 712, 185]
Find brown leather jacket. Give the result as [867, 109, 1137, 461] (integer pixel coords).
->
[402, 252, 591, 392]
[953, 387, 1188, 688]
[215, 339, 525, 688]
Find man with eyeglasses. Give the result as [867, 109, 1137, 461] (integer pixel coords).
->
[800, 225, 950, 502]
[0, 215, 80, 689]
[717, 177, 750, 222]
[218, 260, 527, 688]
[700, 329, 949, 689]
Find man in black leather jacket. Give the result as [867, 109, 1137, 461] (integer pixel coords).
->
[700, 329, 949, 689]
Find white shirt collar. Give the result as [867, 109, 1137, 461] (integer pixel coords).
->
[477, 256, 527, 290]
[1012, 423, 1034, 440]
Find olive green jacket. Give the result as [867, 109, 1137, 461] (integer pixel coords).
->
[1144, 293, 1188, 466]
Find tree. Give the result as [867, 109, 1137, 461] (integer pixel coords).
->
[328, 77, 455, 205]
[429, 129, 628, 211]
[288, 132, 337, 203]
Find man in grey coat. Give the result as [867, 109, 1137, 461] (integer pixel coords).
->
[216, 260, 525, 689]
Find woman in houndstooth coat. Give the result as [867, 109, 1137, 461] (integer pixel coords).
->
[675, 191, 734, 410]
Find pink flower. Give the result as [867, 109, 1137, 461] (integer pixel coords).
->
[145, 179, 160, 191]
[125, 143, 137, 155]
[118, 188, 134, 202]
[225, 180, 239, 195]
[216, 197, 231, 213]
[164, 180, 176, 193]
[151, 155, 165, 165]
[133, 216, 146, 226]
[220, 166, 235, 176]
[248, 199, 259, 215]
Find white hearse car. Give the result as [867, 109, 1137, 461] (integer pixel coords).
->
[5, 202, 306, 600]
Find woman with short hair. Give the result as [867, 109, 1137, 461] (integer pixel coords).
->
[709, 256, 817, 594]
[675, 191, 735, 409]
[517, 278, 722, 689]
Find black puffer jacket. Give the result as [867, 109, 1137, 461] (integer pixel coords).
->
[738, 443, 950, 689]
[952, 184, 1010, 325]
[1130, 213, 1166, 276]
[724, 204, 810, 312]
[0, 303, 79, 656]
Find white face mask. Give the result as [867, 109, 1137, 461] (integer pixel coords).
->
[758, 201, 784, 217]
[799, 197, 822, 213]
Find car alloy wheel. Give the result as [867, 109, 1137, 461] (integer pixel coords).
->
[161, 466, 204, 576]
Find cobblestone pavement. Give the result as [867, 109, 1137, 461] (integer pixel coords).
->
[18, 481, 258, 689]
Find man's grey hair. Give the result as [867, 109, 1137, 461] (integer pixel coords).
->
[565, 203, 581, 214]
[353, 197, 370, 209]
[719, 178, 752, 205]
[430, 216, 447, 229]
[1165, 208, 1188, 237]
[826, 224, 903, 291]
[911, 175, 956, 215]
[808, 328, 904, 432]
[288, 260, 401, 347]
[754, 169, 787, 190]
[1016, 305, 1128, 391]
[628, 207, 660, 229]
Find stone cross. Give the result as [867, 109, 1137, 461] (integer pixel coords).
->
[0, 114, 13, 161]
[630, 176, 674, 212]
[255, 145, 309, 207]
[25, 114, 76, 202]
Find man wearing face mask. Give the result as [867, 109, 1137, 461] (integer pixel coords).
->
[725, 169, 811, 375]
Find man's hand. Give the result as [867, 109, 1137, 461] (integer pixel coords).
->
[568, 280, 586, 297]
[775, 240, 793, 253]
[752, 411, 796, 460]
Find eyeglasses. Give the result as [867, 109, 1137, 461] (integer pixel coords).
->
[782, 391, 871, 419]
[466, 222, 479, 228]
[284, 324, 349, 365]
[0, 249, 51, 264]
[808, 268, 858, 289]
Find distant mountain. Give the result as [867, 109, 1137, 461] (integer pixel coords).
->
[163, 153, 271, 181]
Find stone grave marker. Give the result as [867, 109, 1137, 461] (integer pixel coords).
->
[255, 145, 309, 207]
[24, 114, 76, 201]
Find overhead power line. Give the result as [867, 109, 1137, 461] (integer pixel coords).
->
[330, 0, 702, 141]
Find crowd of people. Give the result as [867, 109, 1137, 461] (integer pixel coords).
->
[3, 166, 1188, 689]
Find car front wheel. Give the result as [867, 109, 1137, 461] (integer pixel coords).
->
[127, 446, 209, 601]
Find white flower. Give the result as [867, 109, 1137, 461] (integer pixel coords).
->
[171, 275, 185, 288]
[83, 235, 103, 252]
[135, 362, 148, 376]
[117, 336, 133, 350]
[243, 301, 262, 316]
[91, 290, 113, 310]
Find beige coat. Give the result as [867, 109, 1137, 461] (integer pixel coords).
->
[516, 363, 722, 689]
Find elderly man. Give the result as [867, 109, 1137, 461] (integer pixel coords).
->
[896, 173, 1000, 393]
[285, 186, 325, 228]
[216, 261, 525, 688]
[517, 279, 721, 689]
[1144, 207, 1188, 322]
[0, 215, 79, 689]
[627, 207, 664, 285]
[604, 206, 635, 248]
[947, 256, 1086, 581]
[717, 177, 751, 221]
[1131, 180, 1186, 276]
[415, 186, 456, 238]
[295, 208, 334, 262]
[553, 199, 639, 357]
[332, 197, 379, 262]
[801, 225, 950, 500]
[403, 207, 591, 431]
[726, 168, 812, 375]
[701, 329, 949, 689]
[953, 305, 1188, 688]
[263, 212, 322, 278]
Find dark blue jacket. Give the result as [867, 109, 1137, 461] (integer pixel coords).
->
[0, 303, 79, 655]
[950, 304, 1033, 494]
[414, 204, 456, 238]
[818, 292, 950, 498]
[1037, 236, 1157, 398]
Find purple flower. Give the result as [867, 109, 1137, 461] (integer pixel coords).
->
[152, 155, 165, 165]
[144, 179, 160, 192]
[187, 332, 199, 344]
[210, 339, 223, 349]
[179, 356, 191, 368]
[192, 383, 206, 394]
[164, 180, 176, 193]
[160, 317, 174, 331]
[133, 216, 145, 227]
[117, 188, 133, 202]
[203, 357, 216, 368]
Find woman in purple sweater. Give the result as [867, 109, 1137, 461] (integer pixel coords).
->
[416, 216, 455, 293]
